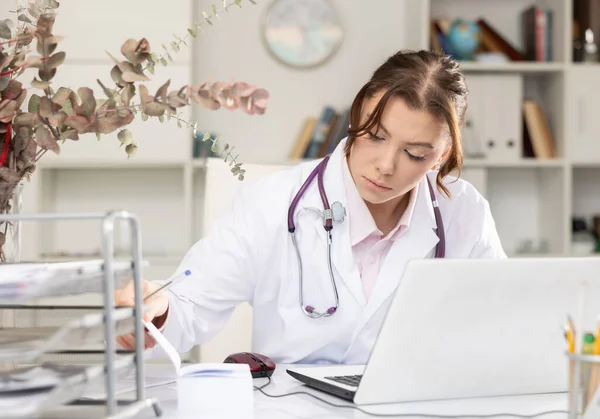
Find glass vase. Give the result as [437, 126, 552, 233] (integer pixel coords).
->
[1, 181, 24, 264]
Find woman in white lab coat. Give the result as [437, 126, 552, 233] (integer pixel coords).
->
[116, 49, 506, 365]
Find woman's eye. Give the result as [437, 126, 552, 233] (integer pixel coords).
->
[367, 132, 385, 142]
[405, 150, 426, 162]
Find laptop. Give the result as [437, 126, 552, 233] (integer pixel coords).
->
[287, 257, 600, 405]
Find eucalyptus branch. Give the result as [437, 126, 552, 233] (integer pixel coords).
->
[145, 0, 258, 74]
[166, 112, 246, 180]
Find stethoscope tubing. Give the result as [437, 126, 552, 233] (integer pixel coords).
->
[289, 155, 444, 318]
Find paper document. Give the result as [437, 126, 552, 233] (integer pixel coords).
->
[84, 320, 249, 400]
[143, 320, 181, 374]
[144, 320, 250, 378]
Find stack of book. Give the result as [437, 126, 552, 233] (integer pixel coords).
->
[289, 106, 350, 160]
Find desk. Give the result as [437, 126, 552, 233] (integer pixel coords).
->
[47, 364, 570, 419]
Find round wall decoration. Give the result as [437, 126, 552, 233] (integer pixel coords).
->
[261, 0, 344, 69]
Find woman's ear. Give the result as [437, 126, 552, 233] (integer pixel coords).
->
[434, 143, 452, 170]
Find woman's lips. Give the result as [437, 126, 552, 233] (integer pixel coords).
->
[363, 176, 392, 192]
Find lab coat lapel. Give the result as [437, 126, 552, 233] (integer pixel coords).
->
[360, 174, 440, 325]
[299, 140, 367, 308]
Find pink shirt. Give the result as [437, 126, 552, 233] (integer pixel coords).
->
[341, 157, 418, 301]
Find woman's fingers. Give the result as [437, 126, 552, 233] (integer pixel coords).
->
[116, 332, 156, 349]
[117, 334, 134, 350]
[144, 331, 156, 348]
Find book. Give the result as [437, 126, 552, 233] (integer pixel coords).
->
[477, 18, 525, 61]
[289, 117, 317, 160]
[303, 106, 336, 158]
[522, 100, 556, 158]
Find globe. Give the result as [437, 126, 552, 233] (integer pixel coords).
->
[447, 19, 480, 60]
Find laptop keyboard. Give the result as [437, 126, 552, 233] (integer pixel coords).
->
[325, 374, 362, 387]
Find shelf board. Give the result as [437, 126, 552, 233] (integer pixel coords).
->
[37, 160, 189, 169]
[463, 158, 565, 168]
[38, 254, 182, 264]
[572, 162, 600, 169]
[458, 61, 565, 73]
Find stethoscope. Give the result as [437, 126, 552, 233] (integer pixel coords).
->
[287, 154, 446, 319]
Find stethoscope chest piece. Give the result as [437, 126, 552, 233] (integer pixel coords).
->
[325, 201, 346, 225]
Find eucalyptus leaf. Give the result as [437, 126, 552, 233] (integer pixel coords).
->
[0, 76, 10, 92]
[17, 14, 32, 24]
[14, 113, 38, 127]
[28, 94, 41, 113]
[59, 129, 79, 141]
[187, 28, 197, 37]
[0, 100, 18, 123]
[31, 78, 50, 90]
[34, 124, 60, 154]
[125, 142, 137, 158]
[0, 20, 14, 40]
[235, 0, 242, 8]
[38, 68, 57, 82]
[45, 51, 66, 69]
[117, 129, 133, 146]
[76, 87, 96, 120]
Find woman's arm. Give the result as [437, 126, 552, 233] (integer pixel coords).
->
[157, 182, 265, 353]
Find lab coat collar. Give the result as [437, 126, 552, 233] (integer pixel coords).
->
[297, 138, 440, 318]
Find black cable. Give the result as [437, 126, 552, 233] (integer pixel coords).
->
[253, 378, 569, 418]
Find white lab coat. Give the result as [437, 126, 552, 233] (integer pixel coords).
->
[160, 139, 506, 365]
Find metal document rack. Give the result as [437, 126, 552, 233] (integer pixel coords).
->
[0, 211, 162, 419]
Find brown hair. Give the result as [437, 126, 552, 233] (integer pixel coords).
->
[345, 49, 468, 199]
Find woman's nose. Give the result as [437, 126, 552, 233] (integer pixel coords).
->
[377, 152, 396, 175]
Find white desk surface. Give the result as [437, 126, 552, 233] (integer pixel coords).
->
[46, 364, 571, 419]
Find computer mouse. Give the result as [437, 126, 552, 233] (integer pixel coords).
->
[223, 352, 276, 378]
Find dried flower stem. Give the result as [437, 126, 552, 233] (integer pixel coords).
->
[0, 55, 50, 77]
[0, 36, 33, 47]
[147, 0, 253, 71]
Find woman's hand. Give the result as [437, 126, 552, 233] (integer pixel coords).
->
[114, 279, 169, 350]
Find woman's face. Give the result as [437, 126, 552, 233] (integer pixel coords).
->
[347, 92, 450, 205]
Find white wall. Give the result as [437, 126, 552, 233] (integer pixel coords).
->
[192, 0, 414, 164]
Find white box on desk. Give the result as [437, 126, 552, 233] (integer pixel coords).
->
[177, 363, 253, 419]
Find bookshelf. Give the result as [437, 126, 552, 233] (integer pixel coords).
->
[397, 0, 600, 258]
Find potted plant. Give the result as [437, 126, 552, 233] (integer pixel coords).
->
[0, 0, 269, 261]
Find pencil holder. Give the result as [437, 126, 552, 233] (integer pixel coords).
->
[566, 352, 600, 418]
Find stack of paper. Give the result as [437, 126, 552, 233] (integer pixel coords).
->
[0, 356, 135, 418]
[0, 259, 141, 302]
[0, 306, 139, 362]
